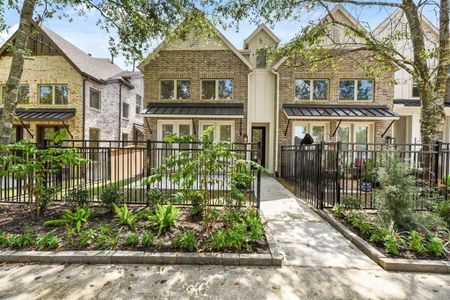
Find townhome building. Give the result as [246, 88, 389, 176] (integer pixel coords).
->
[0, 22, 144, 145]
[373, 8, 450, 144]
[140, 6, 399, 173]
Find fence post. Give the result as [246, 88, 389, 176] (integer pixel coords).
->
[316, 141, 324, 209]
[146, 139, 152, 193]
[294, 145, 298, 194]
[256, 141, 262, 210]
[435, 141, 442, 186]
[336, 141, 341, 206]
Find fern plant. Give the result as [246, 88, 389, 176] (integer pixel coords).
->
[44, 207, 90, 232]
[113, 203, 140, 231]
[147, 203, 180, 235]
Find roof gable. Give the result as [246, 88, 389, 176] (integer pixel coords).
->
[244, 24, 280, 49]
[139, 14, 253, 70]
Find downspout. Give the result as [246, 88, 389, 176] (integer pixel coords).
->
[271, 68, 280, 176]
[82, 79, 87, 141]
[247, 69, 255, 139]
[118, 83, 123, 140]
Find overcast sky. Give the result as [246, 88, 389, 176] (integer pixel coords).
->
[0, 3, 439, 71]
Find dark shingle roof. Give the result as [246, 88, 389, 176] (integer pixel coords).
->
[283, 104, 398, 119]
[0, 108, 76, 120]
[394, 99, 450, 107]
[144, 103, 244, 117]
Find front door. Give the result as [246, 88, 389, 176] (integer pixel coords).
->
[252, 127, 266, 167]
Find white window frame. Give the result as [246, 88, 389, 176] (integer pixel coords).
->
[199, 120, 235, 142]
[292, 121, 329, 144]
[338, 79, 374, 101]
[159, 79, 191, 100]
[201, 79, 234, 100]
[38, 84, 69, 105]
[294, 79, 329, 101]
[335, 122, 374, 144]
[157, 120, 192, 141]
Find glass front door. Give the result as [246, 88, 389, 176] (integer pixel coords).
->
[252, 127, 266, 167]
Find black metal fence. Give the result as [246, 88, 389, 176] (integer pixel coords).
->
[0, 140, 262, 208]
[281, 142, 450, 209]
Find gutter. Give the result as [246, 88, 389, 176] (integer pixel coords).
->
[271, 68, 280, 176]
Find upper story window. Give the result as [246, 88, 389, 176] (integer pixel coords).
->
[89, 88, 101, 109]
[256, 49, 267, 68]
[122, 102, 129, 119]
[201, 79, 233, 100]
[295, 79, 329, 100]
[0, 85, 29, 105]
[412, 79, 420, 98]
[136, 95, 142, 114]
[339, 79, 373, 101]
[39, 84, 68, 104]
[160, 79, 191, 100]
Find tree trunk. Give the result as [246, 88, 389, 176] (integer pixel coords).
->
[0, 0, 36, 145]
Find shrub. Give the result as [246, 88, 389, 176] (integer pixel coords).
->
[375, 159, 418, 230]
[79, 229, 96, 248]
[384, 233, 401, 256]
[100, 185, 124, 212]
[124, 232, 139, 246]
[44, 207, 90, 233]
[0, 233, 33, 249]
[36, 185, 59, 215]
[408, 230, 426, 255]
[35, 232, 60, 250]
[106, 232, 121, 249]
[244, 209, 265, 242]
[435, 200, 450, 227]
[141, 230, 154, 247]
[172, 230, 197, 251]
[210, 224, 250, 252]
[341, 196, 362, 209]
[369, 226, 389, 244]
[113, 203, 140, 231]
[413, 211, 447, 232]
[427, 236, 446, 257]
[146, 189, 165, 209]
[189, 191, 205, 219]
[147, 203, 180, 235]
[331, 204, 343, 218]
[65, 187, 90, 208]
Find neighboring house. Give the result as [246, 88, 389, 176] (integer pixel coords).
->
[0, 22, 144, 145]
[373, 8, 450, 143]
[140, 6, 399, 173]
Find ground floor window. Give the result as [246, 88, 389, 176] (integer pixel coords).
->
[336, 122, 374, 150]
[199, 121, 234, 143]
[293, 122, 328, 145]
[11, 125, 32, 143]
[157, 120, 192, 141]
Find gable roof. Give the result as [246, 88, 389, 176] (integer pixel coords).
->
[138, 14, 253, 70]
[243, 24, 280, 49]
[372, 8, 439, 37]
[0, 22, 131, 84]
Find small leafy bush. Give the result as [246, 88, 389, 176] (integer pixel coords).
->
[100, 185, 124, 212]
[427, 236, 446, 257]
[44, 207, 90, 232]
[210, 224, 249, 251]
[141, 230, 154, 247]
[35, 232, 60, 250]
[65, 187, 90, 208]
[172, 230, 197, 251]
[384, 233, 401, 256]
[79, 229, 96, 248]
[413, 211, 447, 231]
[106, 232, 121, 249]
[436, 200, 450, 227]
[244, 209, 265, 242]
[189, 191, 205, 219]
[36, 185, 59, 215]
[408, 230, 426, 255]
[331, 204, 343, 218]
[113, 204, 140, 231]
[147, 203, 180, 235]
[146, 189, 165, 209]
[341, 196, 362, 209]
[14, 233, 34, 249]
[0, 233, 33, 249]
[124, 232, 139, 246]
[369, 226, 389, 244]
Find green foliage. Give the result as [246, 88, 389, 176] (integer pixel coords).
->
[384, 233, 401, 256]
[435, 200, 450, 227]
[65, 187, 90, 208]
[369, 226, 389, 244]
[79, 229, 96, 248]
[35, 185, 60, 215]
[35, 232, 60, 250]
[124, 232, 140, 246]
[375, 159, 418, 230]
[0, 233, 34, 249]
[413, 211, 447, 232]
[141, 230, 154, 247]
[210, 223, 249, 251]
[244, 209, 265, 241]
[172, 230, 197, 251]
[146, 189, 165, 209]
[331, 204, 343, 218]
[146, 203, 180, 236]
[189, 191, 205, 218]
[408, 230, 426, 255]
[113, 203, 140, 231]
[100, 185, 125, 213]
[341, 196, 362, 209]
[427, 236, 446, 257]
[44, 207, 90, 233]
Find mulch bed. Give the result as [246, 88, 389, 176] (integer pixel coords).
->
[325, 208, 449, 261]
[0, 204, 270, 254]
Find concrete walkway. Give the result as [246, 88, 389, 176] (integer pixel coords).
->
[259, 176, 376, 269]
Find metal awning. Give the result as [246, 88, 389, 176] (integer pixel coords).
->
[283, 104, 399, 120]
[144, 103, 244, 118]
[133, 123, 144, 134]
[0, 108, 76, 121]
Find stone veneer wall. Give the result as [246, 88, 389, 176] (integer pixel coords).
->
[275, 51, 395, 172]
[142, 49, 250, 142]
